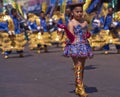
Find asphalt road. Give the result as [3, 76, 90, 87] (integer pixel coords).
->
[0, 45, 120, 97]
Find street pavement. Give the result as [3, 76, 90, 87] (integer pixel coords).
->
[0, 46, 120, 97]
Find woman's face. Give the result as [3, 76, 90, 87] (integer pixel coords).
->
[13, 11, 17, 17]
[72, 6, 83, 20]
[40, 13, 45, 18]
[108, 8, 113, 15]
[65, 8, 71, 15]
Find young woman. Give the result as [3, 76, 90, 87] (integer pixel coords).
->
[58, 2, 93, 97]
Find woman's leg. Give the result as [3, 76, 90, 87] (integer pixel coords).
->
[78, 57, 86, 81]
[72, 56, 88, 97]
[44, 45, 48, 52]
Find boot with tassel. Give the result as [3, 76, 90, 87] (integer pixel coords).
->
[74, 65, 88, 97]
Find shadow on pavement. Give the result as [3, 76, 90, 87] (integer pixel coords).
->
[85, 85, 98, 93]
[44, 50, 62, 53]
[7, 54, 33, 59]
[69, 85, 98, 94]
[85, 65, 97, 70]
[94, 51, 119, 55]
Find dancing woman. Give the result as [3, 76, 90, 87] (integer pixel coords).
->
[58, 1, 93, 97]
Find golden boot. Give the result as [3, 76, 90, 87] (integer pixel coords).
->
[75, 83, 88, 97]
[74, 65, 88, 97]
[44, 45, 48, 53]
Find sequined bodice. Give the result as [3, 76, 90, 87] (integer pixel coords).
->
[73, 25, 88, 43]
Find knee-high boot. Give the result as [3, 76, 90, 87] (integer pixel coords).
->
[74, 65, 88, 97]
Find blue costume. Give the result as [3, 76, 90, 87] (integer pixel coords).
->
[117, 22, 120, 27]
[91, 16, 103, 34]
[0, 21, 9, 32]
[27, 20, 38, 32]
[0, 21, 9, 53]
[4, 15, 23, 56]
[10, 15, 21, 34]
[103, 14, 112, 30]
[57, 18, 63, 25]
[40, 17, 48, 32]
[103, 14, 120, 50]
[64, 24, 93, 58]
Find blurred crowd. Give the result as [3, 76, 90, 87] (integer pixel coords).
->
[0, 0, 120, 59]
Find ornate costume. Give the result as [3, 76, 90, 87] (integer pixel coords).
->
[27, 13, 43, 51]
[102, 14, 120, 53]
[39, 16, 52, 52]
[27, 13, 51, 53]
[0, 14, 9, 53]
[57, 1, 93, 97]
[88, 15, 105, 48]
[1, 13, 26, 58]
[64, 24, 93, 58]
[49, 11, 66, 47]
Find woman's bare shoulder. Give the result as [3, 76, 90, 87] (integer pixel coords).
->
[83, 20, 88, 25]
[68, 19, 75, 27]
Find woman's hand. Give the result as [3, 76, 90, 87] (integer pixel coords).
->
[80, 21, 88, 28]
[57, 24, 66, 29]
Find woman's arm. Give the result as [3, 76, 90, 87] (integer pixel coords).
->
[57, 21, 75, 43]
[67, 21, 74, 35]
